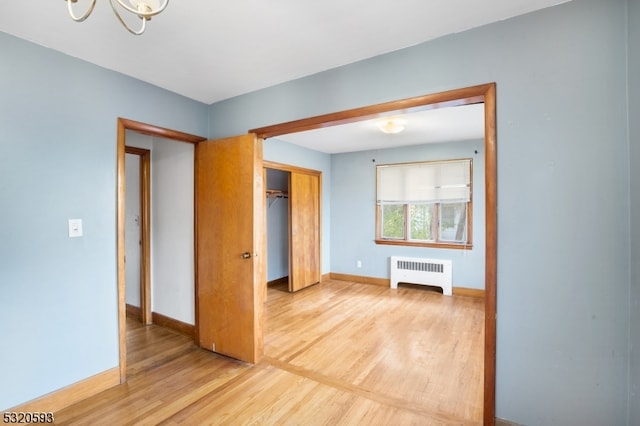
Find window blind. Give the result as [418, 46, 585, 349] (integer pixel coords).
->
[376, 159, 471, 204]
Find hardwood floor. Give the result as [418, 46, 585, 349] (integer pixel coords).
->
[54, 279, 484, 425]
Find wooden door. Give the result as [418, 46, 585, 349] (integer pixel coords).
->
[195, 134, 265, 364]
[289, 171, 321, 292]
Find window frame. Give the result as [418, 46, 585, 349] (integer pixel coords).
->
[375, 158, 473, 250]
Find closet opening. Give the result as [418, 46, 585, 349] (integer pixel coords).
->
[266, 167, 290, 292]
[264, 161, 322, 294]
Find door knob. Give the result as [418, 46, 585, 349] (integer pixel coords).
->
[241, 252, 252, 259]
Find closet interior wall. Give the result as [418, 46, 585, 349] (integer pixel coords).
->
[266, 168, 290, 285]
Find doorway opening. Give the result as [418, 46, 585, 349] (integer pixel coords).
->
[265, 167, 290, 289]
[264, 161, 322, 294]
[250, 83, 497, 423]
[116, 118, 206, 382]
[124, 147, 151, 325]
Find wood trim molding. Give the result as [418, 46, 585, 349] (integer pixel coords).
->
[118, 118, 207, 144]
[124, 146, 149, 156]
[329, 273, 389, 287]
[9, 368, 119, 413]
[330, 273, 486, 299]
[116, 119, 127, 383]
[263, 160, 321, 176]
[483, 83, 498, 426]
[452, 287, 485, 299]
[374, 239, 473, 250]
[250, 84, 490, 139]
[127, 304, 195, 339]
[140, 150, 152, 325]
[152, 312, 196, 339]
[126, 303, 141, 320]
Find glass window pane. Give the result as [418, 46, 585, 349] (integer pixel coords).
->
[381, 204, 404, 239]
[409, 204, 434, 241]
[439, 202, 467, 242]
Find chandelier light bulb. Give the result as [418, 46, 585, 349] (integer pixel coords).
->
[129, 0, 162, 15]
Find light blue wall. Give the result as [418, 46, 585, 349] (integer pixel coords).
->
[209, 0, 631, 423]
[330, 140, 484, 289]
[0, 33, 207, 410]
[628, 0, 640, 423]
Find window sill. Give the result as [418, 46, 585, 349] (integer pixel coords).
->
[375, 239, 473, 250]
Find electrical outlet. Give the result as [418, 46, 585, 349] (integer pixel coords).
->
[357, 260, 362, 268]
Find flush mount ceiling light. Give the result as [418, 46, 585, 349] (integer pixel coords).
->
[376, 117, 407, 134]
[65, 0, 169, 35]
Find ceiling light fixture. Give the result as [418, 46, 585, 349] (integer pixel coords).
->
[376, 117, 407, 134]
[65, 0, 169, 35]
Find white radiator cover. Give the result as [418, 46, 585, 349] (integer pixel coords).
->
[390, 256, 452, 296]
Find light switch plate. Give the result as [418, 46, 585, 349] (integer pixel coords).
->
[68, 219, 83, 238]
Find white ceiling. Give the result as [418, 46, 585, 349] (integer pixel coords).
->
[0, 1, 568, 153]
[276, 103, 485, 154]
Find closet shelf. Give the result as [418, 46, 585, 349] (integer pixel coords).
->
[266, 189, 288, 199]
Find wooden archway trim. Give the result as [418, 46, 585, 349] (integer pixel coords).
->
[252, 83, 497, 425]
[250, 84, 489, 139]
[118, 118, 207, 144]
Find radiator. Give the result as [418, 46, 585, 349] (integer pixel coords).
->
[390, 256, 452, 296]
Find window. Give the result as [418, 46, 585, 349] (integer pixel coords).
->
[375, 159, 472, 249]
